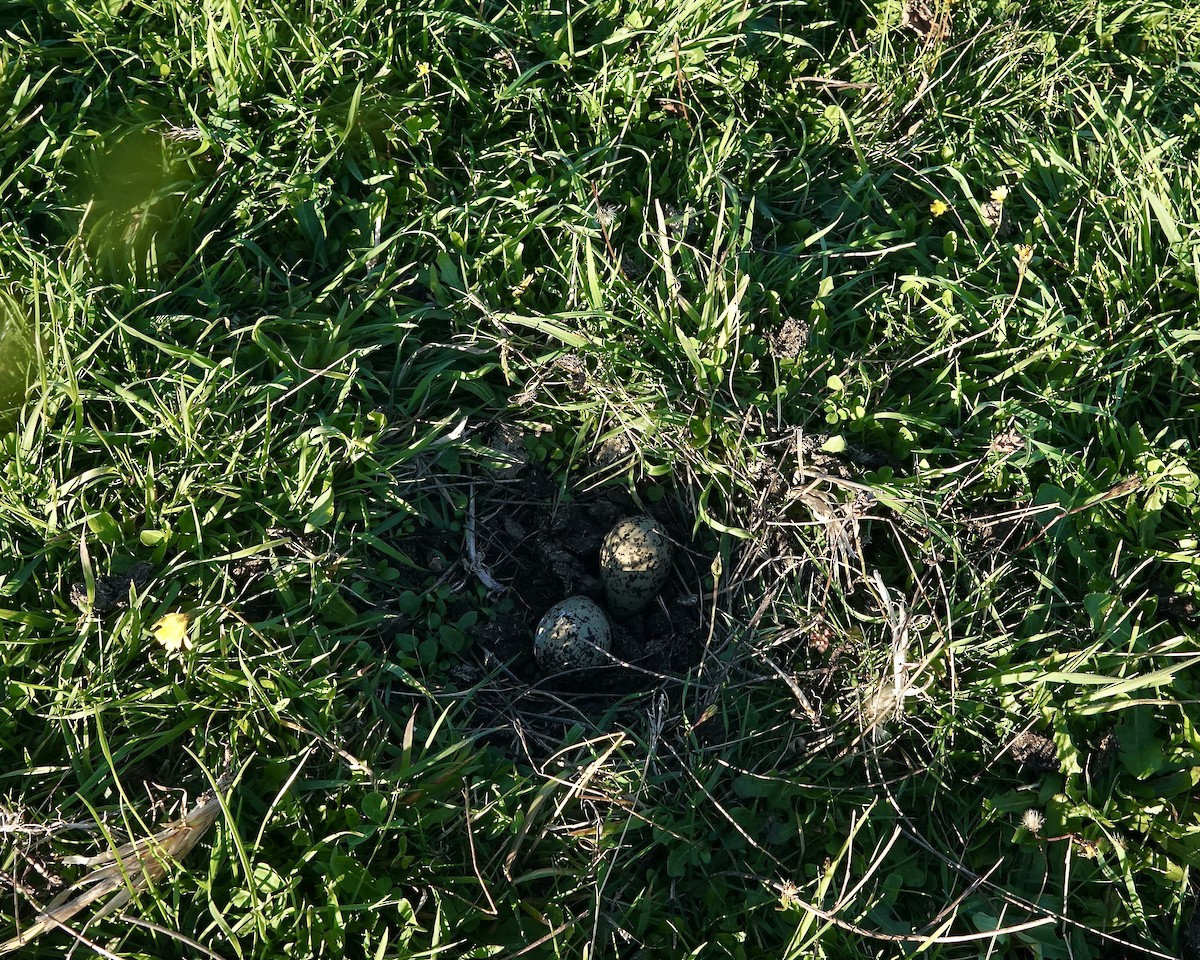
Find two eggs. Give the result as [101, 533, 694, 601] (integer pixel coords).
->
[533, 515, 672, 672]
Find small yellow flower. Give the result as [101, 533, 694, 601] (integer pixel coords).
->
[416, 61, 431, 77]
[1015, 243, 1033, 265]
[930, 199, 950, 217]
[990, 185, 1009, 203]
[151, 612, 192, 654]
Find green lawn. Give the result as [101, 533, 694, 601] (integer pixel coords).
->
[2, 0, 1199, 956]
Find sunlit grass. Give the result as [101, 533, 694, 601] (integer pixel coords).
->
[1, 0, 1199, 957]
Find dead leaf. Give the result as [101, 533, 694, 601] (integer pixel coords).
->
[901, 0, 934, 35]
[655, 98, 688, 118]
[901, 0, 950, 39]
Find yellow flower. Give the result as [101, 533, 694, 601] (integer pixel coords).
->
[1015, 243, 1033, 265]
[416, 61, 431, 77]
[151, 612, 192, 654]
[990, 185, 1009, 203]
[930, 199, 950, 217]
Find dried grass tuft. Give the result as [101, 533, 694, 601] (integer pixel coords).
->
[1, 775, 231, 954]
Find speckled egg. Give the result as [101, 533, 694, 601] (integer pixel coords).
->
[600, 515, 673, 618]
[534, 596, 612, 672]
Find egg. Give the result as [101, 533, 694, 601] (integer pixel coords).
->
[534, 596, 612, 671]
[600, 515, 672, 618]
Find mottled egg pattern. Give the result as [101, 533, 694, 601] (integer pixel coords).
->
[534, 596, 612, 671]
[600, 515, 672, 618]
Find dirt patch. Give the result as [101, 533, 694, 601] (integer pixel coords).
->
[1010, 730, 1058, 774]
[467, 479, 706, 692]
[70, 561, 156, 614]
[962, 503, 1030, 558]
[769, 317, 809, 360]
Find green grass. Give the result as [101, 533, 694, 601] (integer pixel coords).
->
[2, 0, 1199, 956]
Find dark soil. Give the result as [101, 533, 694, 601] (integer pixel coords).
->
[1010, 729, 1059, 775]
[467, 474, 707, 694]
[69, 561, 156, 613]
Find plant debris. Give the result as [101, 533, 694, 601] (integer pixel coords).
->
[0, 775, 231, 954]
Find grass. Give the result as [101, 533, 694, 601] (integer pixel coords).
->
[1, 0, 1199, 956]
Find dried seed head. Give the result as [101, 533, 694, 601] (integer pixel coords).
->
[597, 204, 621, 229]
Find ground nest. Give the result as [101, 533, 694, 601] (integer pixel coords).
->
[465, 475, 708, 695]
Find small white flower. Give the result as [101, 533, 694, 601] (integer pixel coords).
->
[1021, 809, 1045, 835]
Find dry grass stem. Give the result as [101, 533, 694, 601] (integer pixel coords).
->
[0, 777, 231, 954]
